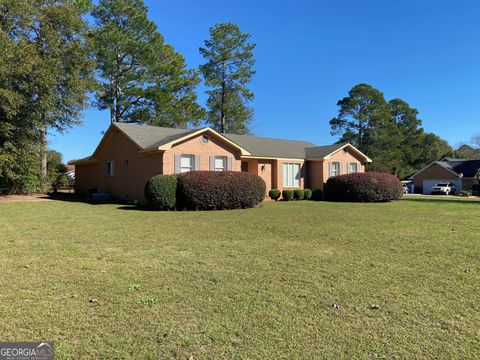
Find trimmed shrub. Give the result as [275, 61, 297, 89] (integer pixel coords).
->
[282, 190, 294, 201]
[269, 189, 281, 201]
[457, 190, 472, 197]
[293, 189, 305, 200]
[304, 188, 312, 200]
[144, 175, 177, 210]
[471, 183, 480, 196]
[311, 189, 323, 201]
[324, 172, 403, 202]
[176, 171, 266, 210]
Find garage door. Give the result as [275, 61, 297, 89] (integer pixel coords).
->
[422, 179, 462, 194]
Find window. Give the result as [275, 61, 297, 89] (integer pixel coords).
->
[180, 154, 194, 173]
[201, 135, 209, 144]
[214, 156, 227, 171]
[348, 162, 358, 173]
[105, 161, 115, 176]
[124, 160, 129, 176]
[329, 162, 340, 177]
[283, 163, 300, 188]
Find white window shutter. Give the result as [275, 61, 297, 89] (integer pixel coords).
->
[194, 155, 200, 170]
[209, 156, 214, 171]
[174, 154, 181, 174]
[227, 157, 233, 171]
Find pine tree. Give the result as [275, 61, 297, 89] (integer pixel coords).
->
[91, 0, 203, 127]
[199, 22, 255, 134]
[329, 84, 403, 173]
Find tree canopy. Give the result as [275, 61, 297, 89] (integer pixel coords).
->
[199, 22, 256, 134]
[91, 0, 203, 127]
[0, 0, 94, 193]
[330, 84, 459, 178]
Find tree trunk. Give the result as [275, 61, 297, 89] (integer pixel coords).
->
[110, 102, 115, 123]
[220, 61, 226, 133]
[40, 127, 47, 179]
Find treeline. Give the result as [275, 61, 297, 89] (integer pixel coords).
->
[330, 84, 462, 179]
[0, 0, 255, 194]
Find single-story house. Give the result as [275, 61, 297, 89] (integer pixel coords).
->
[69, 123, 372, 203]
[409, 158, 480, 194]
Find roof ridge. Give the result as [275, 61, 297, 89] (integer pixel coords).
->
[224, 132, 316, 144]
[305, 142, 348, 150]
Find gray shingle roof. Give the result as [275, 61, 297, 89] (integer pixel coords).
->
[108, 123, 354, 161]
[223, 133, 316, 159]
[305, 143, 348, 159]
[432, 158, 480, 178]
[115, 123, 194, 149]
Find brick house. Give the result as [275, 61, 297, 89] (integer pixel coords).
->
[69, 123, 372, 203]
[409, 158, 480, 194]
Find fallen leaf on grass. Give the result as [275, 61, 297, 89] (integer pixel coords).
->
[89, 298, 101, 306]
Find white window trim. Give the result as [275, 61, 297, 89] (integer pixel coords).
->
[330, 162, 341, 177]
[214, 156, 227, 171]
[348, 162, 358, 174]
[283, 163, 301, 188]
[106, 161, 115, 176]
[180, 154, 194, 173]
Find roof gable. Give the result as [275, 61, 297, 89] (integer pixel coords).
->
[114, 122, 193, 149]
[306, 143, 372, 162]
[411, 159, 480, 179]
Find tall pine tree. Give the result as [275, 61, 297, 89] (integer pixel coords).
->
[329, 84, 402, 173]
[91, 0, 203, 127]
[199, 22, 255, 134]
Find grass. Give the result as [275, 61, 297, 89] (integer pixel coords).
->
[0, 197, 479, 359]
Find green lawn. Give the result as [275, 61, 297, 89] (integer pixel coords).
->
[1, 197, 479, 359]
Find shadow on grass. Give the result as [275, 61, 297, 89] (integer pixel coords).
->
[46, 192, 125, 206]
[116, 205, 153, 211]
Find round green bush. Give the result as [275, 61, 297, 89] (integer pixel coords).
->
[304, 188, 312, 200]
[324, 172, 403, 202]
[311, 189, 323, 201]
[268, 189, 281, 201]
[293, 189, 305, 200]
[144, 175, 177, 210]
[177, 171, 266, 210]
[282, 189, 294, 201]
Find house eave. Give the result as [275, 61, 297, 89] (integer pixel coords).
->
[156, 127, 252, 156]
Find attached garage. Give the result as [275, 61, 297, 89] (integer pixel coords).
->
[422, 179, 462, 194]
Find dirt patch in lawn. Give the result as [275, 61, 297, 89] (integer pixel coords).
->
[0, 194, 51, 203]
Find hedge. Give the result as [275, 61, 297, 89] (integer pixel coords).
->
[282, 190, 294, 201]
[304, 188, 312, 200]
[293, 189, 305, 200]
[324, 172, 403, 202]
[471, 183, 480, 196]
[268, 189, 281, 201]
[312, 189, 323, 201]
[176, 171, 266, 210]
[144, 175, 177, 210]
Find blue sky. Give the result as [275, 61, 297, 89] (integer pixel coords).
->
[51, 0, 480, 162]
